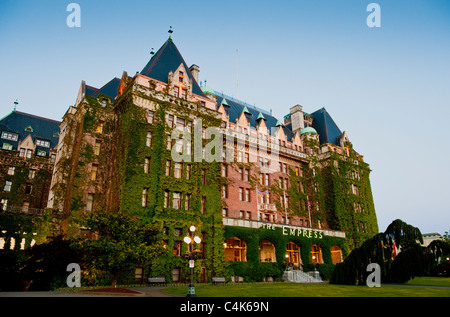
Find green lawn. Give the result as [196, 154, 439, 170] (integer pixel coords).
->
[162, 277, 450, 297]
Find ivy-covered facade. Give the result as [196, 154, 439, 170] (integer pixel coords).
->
[43, 37, 377, 283]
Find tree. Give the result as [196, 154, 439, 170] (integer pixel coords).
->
[330, 219, 435, 285]
[73, 210, 162, 287]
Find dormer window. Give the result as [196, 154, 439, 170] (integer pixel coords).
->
[1, 132, 18, 141]
[24, 126, 33, 132]
[36, 139, 50, 148]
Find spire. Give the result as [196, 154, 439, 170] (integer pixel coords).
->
[13, 99, 18, 112]
[256, 112, 265, 121]
[168, 26, 173, 39]
[140, 37, 204, 96]
[242, 106, 251, 114]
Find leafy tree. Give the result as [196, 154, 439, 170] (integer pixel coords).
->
[73, 210, 162, 287]
[330, 219, 439, 285]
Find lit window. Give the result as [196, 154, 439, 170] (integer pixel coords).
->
[26, 149, 32, 159]
[96, 121, 104, 133]
[28, 170, 36, 179]
[7, 167, 15, 175]
[4, 181, 12, 192]
[144, 157, 150, 174]
[94, 140, 101, 155]
[91, 164, 98, 181]
[37, 150, 46, 157]
[185, 194, 191, 210]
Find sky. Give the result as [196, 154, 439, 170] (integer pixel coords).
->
[0, 0, 449, 235]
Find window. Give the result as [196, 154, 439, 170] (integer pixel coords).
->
[173, 241, 181, 257]
[311, 244, 324, 264]
[1, 199, 7, 211]
[245, 189, 250, 202]
[173, 87, 180, 98]
[146, 132, 152, 147]
[201, 196, 206, 214]
[50, 154, 56, 163]
[26, 149, 32, 159]
[2, 143, 13, 150]
[24, 126, 33, 132]
[101, 99, 107, 107]
[4, 181, 12, 192]
[224, 237, 247, 262]
[7, 167, 15, 175]
[202, 169, 207, 185]
[25, 184, 32, 194]
[172, 192, 181, 209]
[259, 240, 276, 263]
[144, 157, 150, 174]
[186, 164, 191, 180]
[37, 150, 47, 156]
[28, 169, 36, 179]
[286, 242, 301, 268]
[147, 110, 154, 124]
[331, 246, 343, 264]
[36, 139, 50, 148]
[166, 160, 171, 176]
[176, 117, 185, 130]
[221, 164, 227, 177]
[239, 187, 243, 201]
[1, 132, 18, 141]
[142, 188, 148, 207]
[185, 194, 191, 210]
[222, 208, 228, 217]
[96, 121, 104, 133]
[19, 148, 26, 157]
[91, 164, 98, 181]
[174, 162, 182, 178]
[86, 194, 94, 211]
[94, 140, 101, 155]
[22, 202, 29, 213]
[221, 185, 228, 198]
[244, 169, 249, 181]
[164, 191, 170, 208]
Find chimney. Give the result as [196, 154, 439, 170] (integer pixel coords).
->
[189, 64, 200, 83]
[290, 104, 305, 134]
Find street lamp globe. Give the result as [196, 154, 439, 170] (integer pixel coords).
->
[193, 236, 201, 244]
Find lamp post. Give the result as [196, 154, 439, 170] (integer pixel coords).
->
[184, 225, 201, 297]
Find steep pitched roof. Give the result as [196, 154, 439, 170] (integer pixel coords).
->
[214, 94, 294, 141]
[85, 77, 121, 100]
[0, 110, 61, 153]
[311, 107, 342, 146]
[141, 38, 204, 97]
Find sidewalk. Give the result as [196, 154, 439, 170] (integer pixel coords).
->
[0, 286, 182, 297]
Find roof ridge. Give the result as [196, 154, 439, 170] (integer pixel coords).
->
[14, 111, 61, 124]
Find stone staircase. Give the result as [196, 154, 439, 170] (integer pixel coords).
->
[282, 270, 323, 283]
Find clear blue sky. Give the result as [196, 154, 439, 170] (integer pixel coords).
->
[1, 0, 449, 235]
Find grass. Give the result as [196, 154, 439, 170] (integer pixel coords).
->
[161, 277, 450, 297]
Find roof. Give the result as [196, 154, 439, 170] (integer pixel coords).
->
[214, 94, 294, 140]
[141, 38, 205, 97]
[0, 110, 61, 153]
[311, 108, 342, 146]
[85, 77, 121, 100]
[301, 126, 318, 135]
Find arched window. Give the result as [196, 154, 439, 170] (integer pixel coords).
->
[259, 240, 276, 263]
[311, 244, 324, 264]
[224, 237, 247, 262]
[286, 242, 302, 270]
[331, 246, 343, 264]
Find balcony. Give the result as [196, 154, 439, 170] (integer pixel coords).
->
[1, 205, 45, 216]
[257, 203, 277, 212]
